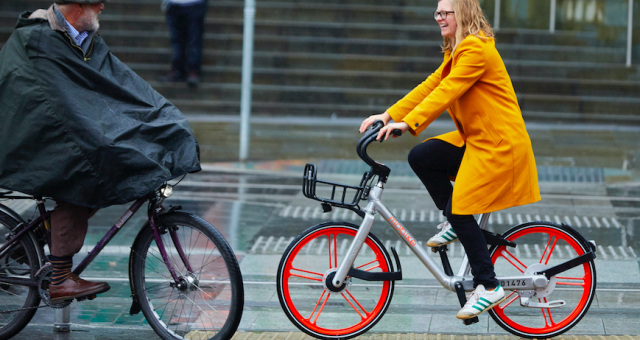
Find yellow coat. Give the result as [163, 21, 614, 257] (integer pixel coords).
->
[387, 34, 541, 215]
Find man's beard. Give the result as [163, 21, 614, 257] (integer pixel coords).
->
[77, 10, 99, 32]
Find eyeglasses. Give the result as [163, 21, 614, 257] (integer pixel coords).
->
[434, 11, 455, 20]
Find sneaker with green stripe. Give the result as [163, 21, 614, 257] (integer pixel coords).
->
[456, 284, 506, 319]
[426, 221, 458, 247]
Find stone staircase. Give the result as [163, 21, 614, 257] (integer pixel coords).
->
[1, 0, 639, 124]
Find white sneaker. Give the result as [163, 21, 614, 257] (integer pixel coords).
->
[426, 221, 458, 247]
[456, 284, 506, 319]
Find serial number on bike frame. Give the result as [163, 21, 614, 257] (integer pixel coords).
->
[500, 279, 527, 287]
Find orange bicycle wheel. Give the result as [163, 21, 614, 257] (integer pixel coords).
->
[277, 222, 395, 340]
[489, 221, 596, 338]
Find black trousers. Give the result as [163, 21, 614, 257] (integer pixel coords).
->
[408, 139, 499, 288]
[166, 1, 207, 77]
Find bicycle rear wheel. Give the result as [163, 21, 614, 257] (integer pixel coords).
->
[277, 222, 395, 340]
[131, 212, 244, 340]
[0, 210, 41, 339]
[488, 221, 596, 338]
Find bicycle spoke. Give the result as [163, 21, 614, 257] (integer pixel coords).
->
[355, 259, 379, 271]
[344, 289, 368, 317]
[540, 236, 558, 265]
[328, 234, 337, 269]
[500, 249, 527, 273]
[307, 290, 328, 322]
[311, 290, 330, 325]
[289, 267, 323, 281]
[544, 298, 555, 325]
[497, 291, 519, 310]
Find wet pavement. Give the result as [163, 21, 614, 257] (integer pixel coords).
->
[3, 118, 640, 339]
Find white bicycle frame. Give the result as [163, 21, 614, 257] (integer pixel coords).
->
[331, 181, 551, 293]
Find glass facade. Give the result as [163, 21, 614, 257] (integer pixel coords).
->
[478, 0, 639, 63]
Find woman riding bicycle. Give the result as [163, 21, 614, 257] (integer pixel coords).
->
[360, 0, 540, 320]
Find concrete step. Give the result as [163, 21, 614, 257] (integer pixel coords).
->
[130, 64, 640, 98]
[145, 81, 640, 122]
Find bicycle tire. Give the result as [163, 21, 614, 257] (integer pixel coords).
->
[277, 221, 395, 340]
[488, 221, 596, 338]
[0, 211, 42, 339]
[130, 212, 244, 340]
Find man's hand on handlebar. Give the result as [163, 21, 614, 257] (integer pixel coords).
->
[359, 112, 392, 133]
[377, 122, 409, 140]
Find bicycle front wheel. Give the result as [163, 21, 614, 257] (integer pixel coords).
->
[488, 221, 596, 338]
[131, 212, 244, 340]
[0, 210, 42, 339]
[277, 222, 395, 340]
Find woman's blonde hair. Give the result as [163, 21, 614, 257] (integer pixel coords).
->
[441, 0, 494, 53]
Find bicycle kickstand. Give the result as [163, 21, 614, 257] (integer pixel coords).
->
[434, 245, 480, 326]
[454, 282, 480, 325]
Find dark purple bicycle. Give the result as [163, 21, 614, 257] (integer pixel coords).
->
[0, 182, 244, 340]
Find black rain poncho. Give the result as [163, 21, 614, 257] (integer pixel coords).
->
[0, 10, 201, 208]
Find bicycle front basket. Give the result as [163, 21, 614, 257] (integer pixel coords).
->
[302, 163, 367, 208]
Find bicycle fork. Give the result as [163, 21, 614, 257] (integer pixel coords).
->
[331, 183, 405, 288]
[148, 201, 193, 285]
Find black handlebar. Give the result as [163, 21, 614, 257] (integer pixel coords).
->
[356, 120, 402, 182]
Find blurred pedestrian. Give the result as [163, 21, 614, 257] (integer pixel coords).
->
[360, 0, 540, 320]
[158, 0, 208, 88]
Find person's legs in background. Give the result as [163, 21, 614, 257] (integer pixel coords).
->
[159, 4, 188, 82]
[185, 1, 207, 87]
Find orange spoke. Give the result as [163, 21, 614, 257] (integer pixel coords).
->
[327, 235, 333, 269]
[556, 275, 585, 286]
[540, 236, 554, 263]
[346, 289, 369, 315]
[497, 291, 519, 310]
[312, 291, 331, 324]
[307, 290, 327, 322]
[290, 273, 323, 281]
[501, 250, 527, 273]
[364, 264, 381, 272]
[540, 299, 549, 327]
[341, 291, 366, 320]
[356, 259, 379, 270]
[556, 281, 585, 286]
[544, 298, 555, 325]
[542, 237, 558, 265]
[290, 267, 323, 277]
[333, 234, 338, 268]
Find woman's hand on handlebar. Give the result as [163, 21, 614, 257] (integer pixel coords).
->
[377, 122, 409, 140]
[359, 112, 392, 133]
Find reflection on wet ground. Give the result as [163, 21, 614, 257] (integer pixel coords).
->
[3, 120, 640, 338]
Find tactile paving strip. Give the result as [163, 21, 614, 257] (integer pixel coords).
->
[225, 333, 640, 340]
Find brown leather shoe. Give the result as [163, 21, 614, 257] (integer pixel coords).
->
[49, 273, 110, 304]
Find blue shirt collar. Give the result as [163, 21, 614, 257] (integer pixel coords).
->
[53, 5, 90, 46]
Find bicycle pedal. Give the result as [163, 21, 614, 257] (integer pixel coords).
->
[463, 317, 479, 325]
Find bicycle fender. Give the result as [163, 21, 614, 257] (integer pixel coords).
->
[0, 203, 26, 225]
[0, 203, 46, 267]
[128, 221, 149, 315]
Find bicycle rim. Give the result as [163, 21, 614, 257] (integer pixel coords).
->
[489, 222, 596, 338]
[277, 223, 394, 339]
[0, 212, 41, 338]
[132, 213, 243, 340]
